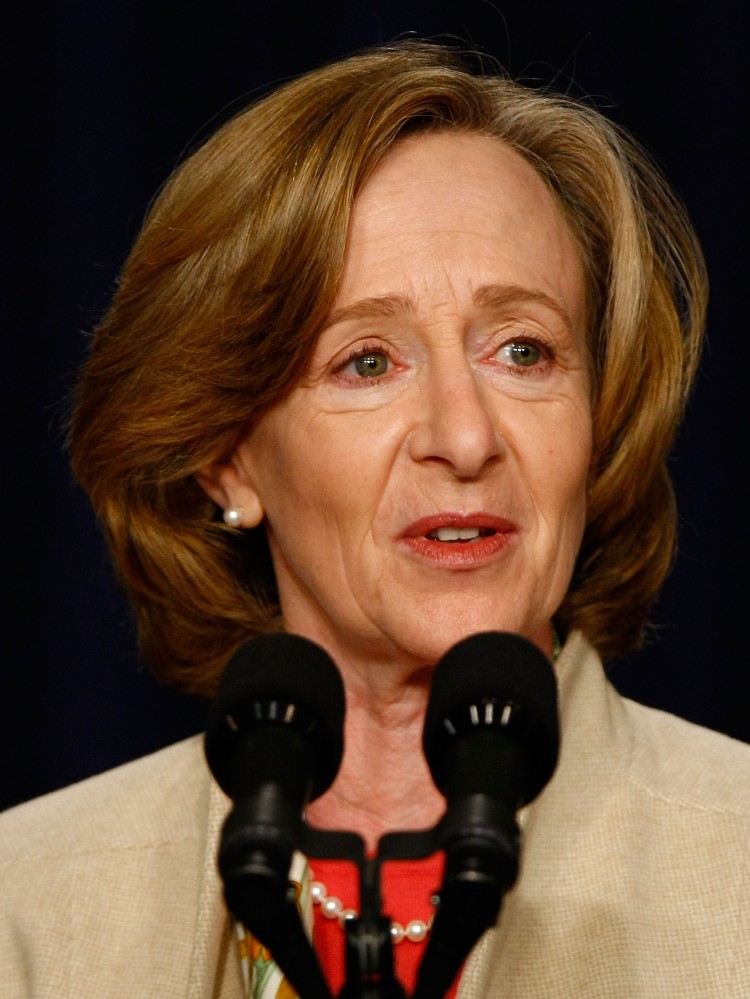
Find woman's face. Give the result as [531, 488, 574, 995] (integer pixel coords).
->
[220, 132, 592, 668]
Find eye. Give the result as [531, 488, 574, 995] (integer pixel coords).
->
[353, 351, 390, 377]
[496, 340, 546, 369]
[498, 342, 544, 368]
[336, 347, 393, 380]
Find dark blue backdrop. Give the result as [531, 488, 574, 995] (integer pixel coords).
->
[2, 0, 747, 812]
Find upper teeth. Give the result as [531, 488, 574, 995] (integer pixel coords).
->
[430, 527, 482, 541]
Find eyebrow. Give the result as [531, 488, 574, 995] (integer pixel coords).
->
[473, 284, 574, 329]
[324, 284, 574, 330]
[324, 294, 414, 328]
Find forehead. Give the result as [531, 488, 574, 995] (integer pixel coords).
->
[352, 131, 570, 232]
[337, 131, 587, 330]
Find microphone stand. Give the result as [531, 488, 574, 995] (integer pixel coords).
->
[220, 799, 520, 999]
[214, 638, 551, 999]
[339, 855, 406, 999]
[217, 717, 527, 999]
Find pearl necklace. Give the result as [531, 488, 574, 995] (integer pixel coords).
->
[310, 880, 433, 944]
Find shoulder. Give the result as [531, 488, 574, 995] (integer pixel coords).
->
[0, 734, 209, 861]
[560, 632, 750, 818]
[0, 737, 221, 998]
[622, 695, 750, 817]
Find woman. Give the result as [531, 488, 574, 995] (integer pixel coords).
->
[2, 42, 749, 998]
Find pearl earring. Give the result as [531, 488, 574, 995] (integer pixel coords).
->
[222, 506, 244, 528]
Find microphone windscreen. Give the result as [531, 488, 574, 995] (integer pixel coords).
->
[205, 632, 345, 801]
[423, 631, 559, 804]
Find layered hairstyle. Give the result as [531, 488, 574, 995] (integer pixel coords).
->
[69, 42, 706, 695]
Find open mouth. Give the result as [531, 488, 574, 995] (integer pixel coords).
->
[400, 515, 515, 565]
[426, 527, 495, 543]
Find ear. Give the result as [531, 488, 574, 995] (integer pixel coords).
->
[195, 458, 265, 529]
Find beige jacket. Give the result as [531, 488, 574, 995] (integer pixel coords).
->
[2, 631, 750, 998]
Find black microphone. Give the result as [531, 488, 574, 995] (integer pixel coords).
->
[205, 632, 346, 999]
[414, 632, 560, 999]
[206, 632, 345, 806]
[423, 631, 559, 815]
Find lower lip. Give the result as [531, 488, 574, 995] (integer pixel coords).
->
[400, 531, 515, 568]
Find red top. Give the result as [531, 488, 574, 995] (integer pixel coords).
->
[311, 854, 460, 998]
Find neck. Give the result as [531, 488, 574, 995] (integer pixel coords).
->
[305, 659, 445, 852]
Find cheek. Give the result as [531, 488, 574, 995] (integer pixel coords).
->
[530, 405, 592, 529]
[256, 423, 373, 543]
[557, 426, 592, 544]
[288, 411, 405, 513]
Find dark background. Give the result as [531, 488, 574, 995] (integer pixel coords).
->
[2, 1, 747, 813]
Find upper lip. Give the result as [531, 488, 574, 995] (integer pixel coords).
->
[400, 512, 518, 539]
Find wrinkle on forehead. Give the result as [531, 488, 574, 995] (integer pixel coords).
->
[336, 132, 587, 331]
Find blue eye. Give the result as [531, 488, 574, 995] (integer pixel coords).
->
[353, 352, 389, 377]
[500, 342, 543, 367]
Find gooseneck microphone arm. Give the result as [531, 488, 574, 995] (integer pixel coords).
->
[407, 720, 533, 999]
[413, 631, 560, 999]
[215, 718, 335, 999]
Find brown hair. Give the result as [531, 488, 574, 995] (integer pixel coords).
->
[69, 42, 706, 695]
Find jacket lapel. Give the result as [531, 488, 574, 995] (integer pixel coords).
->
[187, 769, 244, 999]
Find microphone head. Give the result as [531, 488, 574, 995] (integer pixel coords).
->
[423, 631, 560, 806]
[205, 632, 345, 802]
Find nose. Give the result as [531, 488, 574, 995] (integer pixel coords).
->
[408, 355, 504, 478]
